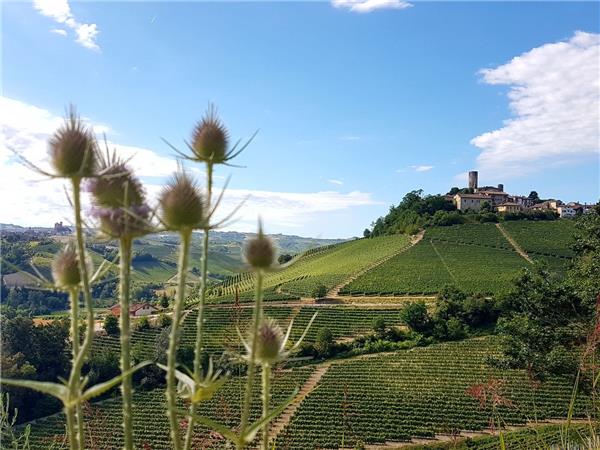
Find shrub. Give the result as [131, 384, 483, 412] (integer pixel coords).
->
[104, 315, 119, 336]
[312, 284, 327, 299]
[400, 301, 431, 334]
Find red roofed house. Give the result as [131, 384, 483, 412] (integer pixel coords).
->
[110, 302, 158, 317]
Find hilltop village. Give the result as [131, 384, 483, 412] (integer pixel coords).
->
[448, 171, 594, 217]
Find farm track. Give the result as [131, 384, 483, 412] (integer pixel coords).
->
[327, 231, 425, 298]
[496, 223, 534, 264]
[268, 363, 331, 443]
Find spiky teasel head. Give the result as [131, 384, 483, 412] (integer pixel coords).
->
[52, 243, 91, 289]
[88, 154, 152, 238]
[191, 105, 229, 164]
[48, 107, 97, 178]
[159, 172, 206, 231]
[87, 162, 145, 209]
[243, 221, 276, 270]
[255, 318, 285, 365]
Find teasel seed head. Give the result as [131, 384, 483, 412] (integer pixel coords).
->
[255, 318, 284, 365]
[48, 107, 97, 178]
[159, 172, 205, 231]
[244, 223, 276, 270]
[87, 163, 145, 209]
[52, 243, 89, 289]
[191, 105, 229, 164]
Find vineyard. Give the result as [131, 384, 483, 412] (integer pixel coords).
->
[209, 234, 411, 300]
[92, 305, 407, 359]
[25, 338, 588, 449]
[341, 221, 575, 296]
[274, 338, 589, 449]
[26, 367, 315, 449]
[501, 220, 576, 258]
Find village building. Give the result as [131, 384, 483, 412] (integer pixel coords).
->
[453, 193, 489, 211]
[110, 302, 158, 317]
[496, 202, 523, 213]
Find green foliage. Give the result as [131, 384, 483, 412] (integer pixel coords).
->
[277, 253, 293, 265]
[312, 284, 327, 299]
[400, 301, 431, 334]
[372, 317, 386, 335]
[135, 316, 150, 331]
[104, 315, 119, 336]
[314, 328, 334, 357]
[1, 317, 69, 423]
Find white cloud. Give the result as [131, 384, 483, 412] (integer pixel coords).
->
[33, 0, 100, 51]
[328, 179, 344, 185]
[339, 135, 361, 141]
[471, 31, 600, 179]
[332, 0, 412, 13]
[409, 165, 434, 172]
[50, 28, 67, 36]
[0, 97, 381, 234]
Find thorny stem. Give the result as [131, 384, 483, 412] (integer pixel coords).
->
[69, 178, 95, 450]
[261, 363, 271, 450]
[167, 228, 192, 450]
[238, 270, 264, 450]
[119, 236, 134, 450]
[184, 162, 213, 450]
[65, 404, 78, 450]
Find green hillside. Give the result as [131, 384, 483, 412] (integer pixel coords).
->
[25, 338, 588, 450]
[211, 234, 412, 300]
[275, 337, 588, 449]
[343, 221, 574, 296]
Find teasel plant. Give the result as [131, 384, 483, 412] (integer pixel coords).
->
[2, 108, 149, 450]
[163, 105, 255, 450]
[86, 148, 154, 450]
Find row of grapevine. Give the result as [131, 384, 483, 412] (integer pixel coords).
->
[92, 305, 407, 359]
[502, 220, 576, 258]
[275, 338, 589, 449]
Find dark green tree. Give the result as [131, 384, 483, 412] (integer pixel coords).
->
[104, 314, 119, 336]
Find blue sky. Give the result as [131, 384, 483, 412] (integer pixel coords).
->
[1, 1, 599, 238]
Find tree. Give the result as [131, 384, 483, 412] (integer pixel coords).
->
[528, 191, 540, 203]
[314, 328, 334, 357]
[312, 285, 327, 299]
[363, 228, 371, 238]
[400, 301, 431, 334]
[448, 187, 460, 195]
[104, 314, 119, 336]
[277, 253, 293, 265]
[160, 293, 169, 308]
[136, 316, 151, 331]
[372, 317, 386, 336]
[480, 201, 493, 213]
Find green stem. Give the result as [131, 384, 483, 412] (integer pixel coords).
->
[167, 228, 192, 450]
[184, 162, 213, 450]
[238, 270, 264, 450]
[119, 236, 134, 450]
[261, 363, 271, 450]
[68, 287, 84, 448]
[69, 178, 95, 450]
[65, 405, 78, 450]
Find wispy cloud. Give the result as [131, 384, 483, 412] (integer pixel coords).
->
[50, 28, 67, 37]
[328, 179, 344, 185]
[339, 135, 361, 141]
[332, 0, 413, 13]
[33, 0, 100, 51]
[409, 165, 434, 172]
[0, 97, 380, 234]
[471, 31, 599, 179]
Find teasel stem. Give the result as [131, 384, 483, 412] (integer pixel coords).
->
[65, 402, 78, 450]
[68, 286, 84, 448]
[69, 178, 95, 450]
[238, 269, 264, 450]
[167, 228, 192, 450]
[261, 363, 271, 450]
[183, 163, 213, 450]
[118, 236, 134, 450]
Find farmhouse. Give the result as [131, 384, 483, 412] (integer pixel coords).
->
[453, 193, 489, 211]
[110, 302, 158, 317]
